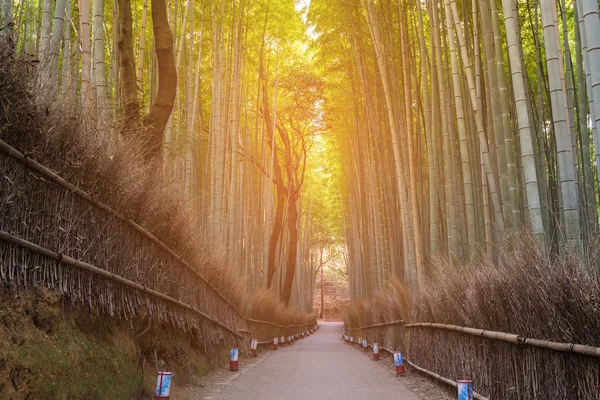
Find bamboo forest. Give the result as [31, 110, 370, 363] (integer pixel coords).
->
[1, 0, 600, 397]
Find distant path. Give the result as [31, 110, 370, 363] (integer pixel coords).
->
[209, 322, 421, 400]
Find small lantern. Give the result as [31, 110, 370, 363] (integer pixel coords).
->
[393, 351, 405, 374]
[372, 343, 380, 360]
[457, 379, 473, 400]
[251, 339, 258, 356]
[154, 371, 173, 399]
[230, 348, 239, 371]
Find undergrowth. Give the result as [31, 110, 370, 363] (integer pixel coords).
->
[0, 288, 220, 399]
[343, 234, 600, 344]
[342, 235, 600, 398]
[0, 41, 314, 353]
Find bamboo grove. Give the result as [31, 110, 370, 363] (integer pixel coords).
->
[0, 0, 338, 312]
[308, 0, 600, 298]
[3, 0, 600, 306]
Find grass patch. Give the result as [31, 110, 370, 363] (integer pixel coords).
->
[0, 289, 214, 399]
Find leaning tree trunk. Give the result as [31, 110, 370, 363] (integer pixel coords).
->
[281, 192, 299, 306]
[143, 0, 176, 161]
[262, 84, 287, 291]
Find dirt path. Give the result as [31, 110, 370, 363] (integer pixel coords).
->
[181, 322, 452, 400]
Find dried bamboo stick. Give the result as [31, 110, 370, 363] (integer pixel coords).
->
[405, 359, 490, 400]
[249, 318, 317, 329]
[347, 319, 405, 331]
[405, 322, 600, 358]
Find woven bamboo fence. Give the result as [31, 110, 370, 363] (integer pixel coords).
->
[249, 318, 318, 343]
[345, 320, 405, 352]
[0, 139, 314, 352]
[343, 319, 600, 399]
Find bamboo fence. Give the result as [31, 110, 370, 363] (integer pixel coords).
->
[0, 139, 315, 352]
[343, 320, 600, 399]
[345, 319, 406, 354]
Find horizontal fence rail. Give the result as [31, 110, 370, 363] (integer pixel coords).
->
[347, 319, 404, 330]
[404, 359, 489, 400]
[0, 230, 242, 337]
[248, 318, 317, 329]
[345, 338, 490, 400]
[406, 322, 600, 358]
[346, 318, 600, 399]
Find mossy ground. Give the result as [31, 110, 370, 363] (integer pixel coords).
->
[0, 287, 217, 399]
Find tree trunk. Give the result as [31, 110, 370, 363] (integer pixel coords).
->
[118, 0, 139, 132]
[281, 193, 299, 306]
[143, 0, 176, 160]
[262, 84, 286, 291]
